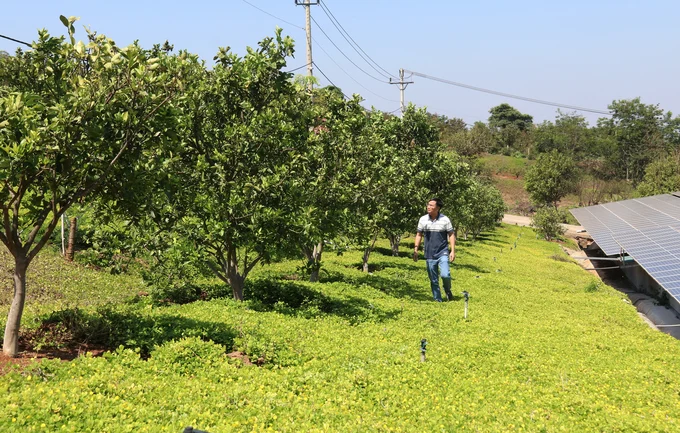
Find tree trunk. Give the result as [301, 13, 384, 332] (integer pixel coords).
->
[362, 247, 371, 273]
[362, 231, 379, 273]
[309, 241, 323, 283]
[388, 234, 401, 257]
[3, 257, 28, 357]
[66, 217, 77, 261]
[230, 273, 245, 301]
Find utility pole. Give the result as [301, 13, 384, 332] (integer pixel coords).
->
[389, 68, 414, 115]
[295, 0, 319, 92]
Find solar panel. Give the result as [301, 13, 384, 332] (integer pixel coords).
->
[570, 206, 625, 256]
[613, 227, 680, 304]
[570, 194, 680, 304]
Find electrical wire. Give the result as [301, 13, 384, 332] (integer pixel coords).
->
[0, 34, 31, 47]
[313, 40, 400, 103]
[405, 69, 611, 115]
[312, 61, 351, 100]
[285, 62, 311, 73]
[237, 1, 396, 102]
[241, 0, 304, 31]
[318, 1, 395, 80]
[310, 15, 387, 83]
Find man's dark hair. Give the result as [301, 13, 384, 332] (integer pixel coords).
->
[429, 198, 443, 209]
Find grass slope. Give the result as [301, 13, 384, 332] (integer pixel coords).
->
[2, 225, 680, 432]
[0, 246, 143, 321]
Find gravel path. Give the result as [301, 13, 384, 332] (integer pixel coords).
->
[502, 213, 586, 239]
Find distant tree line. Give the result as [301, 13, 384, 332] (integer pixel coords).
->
[433, 99, 680, 207]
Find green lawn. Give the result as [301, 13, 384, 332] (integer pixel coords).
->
[2, 226, 680, 432]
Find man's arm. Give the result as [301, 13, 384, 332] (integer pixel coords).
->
[448, 231, 456, 262]
[413, 232, 423, 262]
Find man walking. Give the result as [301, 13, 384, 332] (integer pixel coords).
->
[413, 198, 456, 302]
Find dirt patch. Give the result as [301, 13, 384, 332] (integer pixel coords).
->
[226, 351, 264, 366]
[495, 174, 523, 180]
[0, 344, 106, 375]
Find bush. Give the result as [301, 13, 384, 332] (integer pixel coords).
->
[149, 337, 229, 376]
[141, 239, 211, 304]
[531, 206, 566, 240]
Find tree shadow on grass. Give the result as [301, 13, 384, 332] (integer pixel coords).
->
[244, 278, 403, 323]
[373, 246, 409, 258]
[321, 270, 432, 302]
[453, 263, 490, 274]
[21, 307, 237, 359]
[346, 260, 422, 273]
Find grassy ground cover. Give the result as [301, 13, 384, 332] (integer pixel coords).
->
[2, 225, 680, 432]
[480, 154, 532, 179]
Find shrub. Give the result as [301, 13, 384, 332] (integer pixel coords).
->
[141, 239, 210, 304]
[149, 337, 228, 376]
[531, 206, 566, 240]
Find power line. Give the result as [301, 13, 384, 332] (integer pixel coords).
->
[310, 15, 387, 83]
[312, 61, 351, 100]
[285, 62, 312, 73]
[405, 69, 612, 115]
[239, 1, 395, 102]
[0, 34, 31, 47]
[313, 40, 399, 103]
[318, 1, 394, 80]
[241, 0, 304, 31]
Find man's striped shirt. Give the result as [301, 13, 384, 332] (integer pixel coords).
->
[417, 213, 454, 259]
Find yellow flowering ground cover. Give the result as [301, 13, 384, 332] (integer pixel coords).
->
[2, 224, 680, 432]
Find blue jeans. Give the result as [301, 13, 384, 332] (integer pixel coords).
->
[426, 255, 452, 302]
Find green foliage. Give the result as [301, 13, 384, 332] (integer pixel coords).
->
[149, 337, 228, 376]
[598, 98, 670, 183]
[296, 86, 373, 278]
[17, 303, 237, 358]
[488, 103, 534, 152]
[434, 155, 505, 240]
[584, 280, 601, 292]
[531, 206, 566, 240]
[636, 155, 680, 197]
[428, 113, 466, 148]
[0, 245, 142, 322]
[480, 154, 532, 177]
[488, 103, 533, 131]
[141, 236, 211, 304]
[433, 116, 492, 157]
[525, 150, 578, 207]
[0, 25, 181, 258]
[467, 121, 495, 155]
[4, 226, 680, 432]
[345, 105, 440, 271]
[0, 19, 190, 354]
[428, 152, 472, 232]
[533, 111, 591, 157]
[459, 179, 506, 239]
[150, 29, 314, 300]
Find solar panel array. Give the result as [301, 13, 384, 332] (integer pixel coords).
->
[569, 193, 680, 303]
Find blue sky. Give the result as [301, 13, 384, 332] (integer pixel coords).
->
[1, 1, 678, 125]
